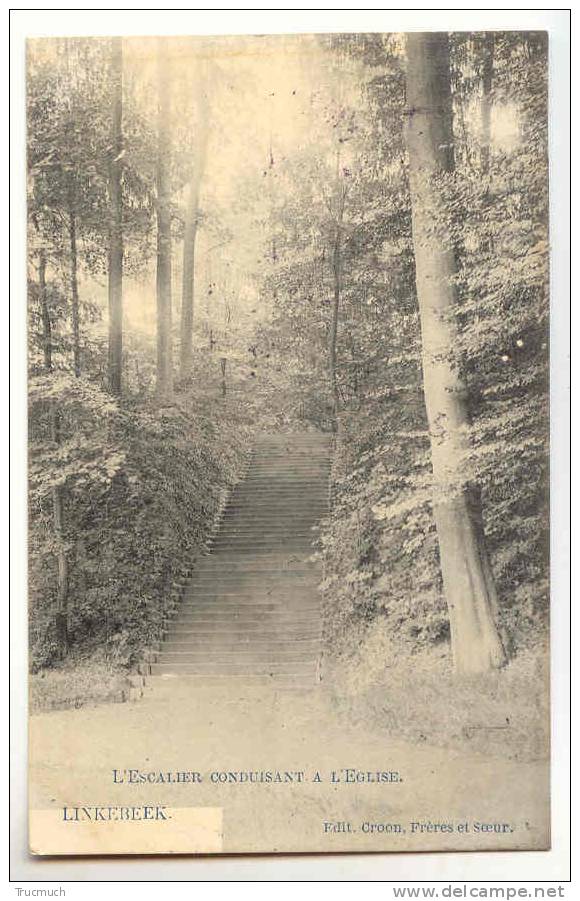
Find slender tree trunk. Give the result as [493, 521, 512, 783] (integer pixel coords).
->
[179, 84, 209, 381]
[68, 203, 81, 377]
[179, 181, 199, 382]
[329, 224, 341, 430]
[156, 37, 173, 400]
[38, 249, 52, 371]
[51, 412, 70, 658]
[39, 254, 69, 656]
[108, 36, 123, 394]
[480, 34, 496, 258]
[404, 32, 506, 674]
[480, 32, 494, 175]
[220, 357, 227, 398]
[329, 146, 347, 432]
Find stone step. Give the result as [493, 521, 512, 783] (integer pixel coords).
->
[241, 478, 328, 485]
[218, 520, 320, 527]
[185, 583, 318, 594]
[219, 514, 325, 521]
[184, 584, 320, 602]
[250, 450, 330, 456]
[240, 458, 329, 465]
[198, 552, 318, 561]
[214, 533, 318, 540]
[208, 533, 318, 541]
[220, 504, 320, 512]
[176, 616, 319, 627]
[203, 548, 318, 556]
[223, 495, 327, 502]
[159, 629, 320, 653]
[175, 608, 320, 619]
[174, 613, 320, 625]
[241, 478, 328, 484]
[179, 601, 279, 611]
[186, 583, 318, 592]
[229, 484, 328, 491]
[244, 464, 330, 470]
[194, 566, 317, 573]
[246, 468, 329, 473]
[159, 640, 319, 651]
[149, 675, 319, 690]
[245, 468, 329, 474]
[186, 586, 318, 595]
[222, 502, 328, 510]
[177, 599, 320, 616]
[163, 634, 321, 648]
[216, 521, 319, 528]
[208, 543, 315, 552]
[188, 570, 318, 579]
[189, 569, 317, 578]
[174, 607, 320, 619]
[178, 598, 319, 609]
[178, 600, 318, 610]
[194, 560, 318, 570]
[173, 617, 320, 629]
[241, 473, 329, 480]
[209, 536, 317, 543]
[182, 578, 318, 603]
[187, 573, 317, 582]
[228, 488, 328, 496]
[164, 627, 321, 640]
[211, 526, 322, 534]
[150, 661, 319, 676]
[221, 512, 326, 520]
[179, 592, 319, 603]
[225, 491, 327, 499]
[233, 487, 326, 494]
[207, 535, 316, 555]
[158, 650, 319, 664]
[248, 460, 330, 466]
[252, 443, 330, 449]
[224, 501, 327, 510]
[199, 548, 318, 560]
[246, 466, 329, 472]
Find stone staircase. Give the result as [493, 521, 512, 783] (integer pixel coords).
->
[150, 432, 332, 688]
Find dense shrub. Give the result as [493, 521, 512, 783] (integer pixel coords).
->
[29, 386, 252, 670]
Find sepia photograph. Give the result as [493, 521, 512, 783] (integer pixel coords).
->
[23, 24, 555, 858]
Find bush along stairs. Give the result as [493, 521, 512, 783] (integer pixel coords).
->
[150, 433, 332, 688]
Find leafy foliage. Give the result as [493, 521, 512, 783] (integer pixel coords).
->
[29, 375, 251, 669]
[27, 33, 549, 680]
[259, 32, 549, 660]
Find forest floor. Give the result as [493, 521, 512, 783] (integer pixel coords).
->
[29, 659, 129, 712]
[29, 674, 550, 855]
[325, 641, 550, 764]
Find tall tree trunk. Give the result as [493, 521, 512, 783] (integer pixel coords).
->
[329, 148, 346, 432]
[39, 254, 69, 656]
[329, 224, 341, 430]
[156, 37, 173, 400]
[108, 36, 123, 394]
[179, 83, 210, 382]
[68, 202, 81, 377]
[220, 357, 227, 398]
[51, 409, 70, 659]
[404, 32, 506, 674]
[38, 249, 52, 371]
[480, 32, 494, 175]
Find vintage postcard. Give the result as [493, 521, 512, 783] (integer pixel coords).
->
[27, 31, 550, 856]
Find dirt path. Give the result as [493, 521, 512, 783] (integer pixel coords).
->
[29, 676, 549, 855]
